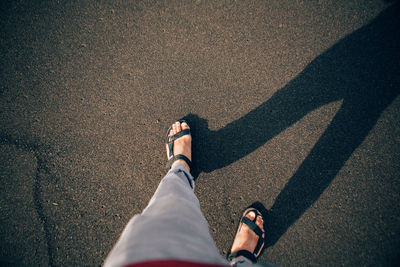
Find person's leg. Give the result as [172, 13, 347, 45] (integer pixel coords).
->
[104, 121, 271, 267]
[104, 122, 228, 267]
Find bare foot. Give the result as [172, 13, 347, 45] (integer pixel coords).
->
[166, 121, 192, 172]
[230, 211, 265, 263]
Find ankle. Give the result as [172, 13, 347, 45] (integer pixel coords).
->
[171, 159, 190, 172]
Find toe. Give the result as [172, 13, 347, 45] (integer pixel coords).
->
[181, 121, 189, 130]
[255, 215, 264, 232]
[175, 121, 181, 132]
[246, 211, 256, 221]
[172, 123, 177, 135]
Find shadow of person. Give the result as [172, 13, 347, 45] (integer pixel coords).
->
[183, 2, 399, 247]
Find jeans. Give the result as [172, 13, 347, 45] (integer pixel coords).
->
[104, 163, 270, 267]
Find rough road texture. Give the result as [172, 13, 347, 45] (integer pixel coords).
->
[1, 1, 399, 266]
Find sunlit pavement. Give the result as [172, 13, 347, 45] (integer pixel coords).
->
[0, 1, 399, 266]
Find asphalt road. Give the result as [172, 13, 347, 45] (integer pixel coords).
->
[1, 1, 399, 266]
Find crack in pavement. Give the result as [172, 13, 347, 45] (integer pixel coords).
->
[1, 135, 55, 267]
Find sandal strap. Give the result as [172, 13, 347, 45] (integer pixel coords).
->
[241, 217, 264, 238]
[241, 210, 266, 257]
[165, 127, 191, 161]
[253, 235, 265, 258]
[227, 208, 266, 263]
[166, 154, 192, 170]
[227, 250, 257, 263]
[165, 129, 190, 143]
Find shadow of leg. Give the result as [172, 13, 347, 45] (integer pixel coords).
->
[265, 98, 394, 246]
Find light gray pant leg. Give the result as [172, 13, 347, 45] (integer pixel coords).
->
[231, 257, 254, 266]
[230, 256, 276, 267]
[104, 164, 229, 267]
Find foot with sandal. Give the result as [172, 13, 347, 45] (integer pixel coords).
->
[165, 121, 267, 265]
[105, 120, 272, 267]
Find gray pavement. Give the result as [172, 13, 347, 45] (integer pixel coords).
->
[1, 1, 399, 266]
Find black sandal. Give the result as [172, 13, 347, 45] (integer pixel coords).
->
[165, 120, 192, 171]
[227, 206, 266, 263]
